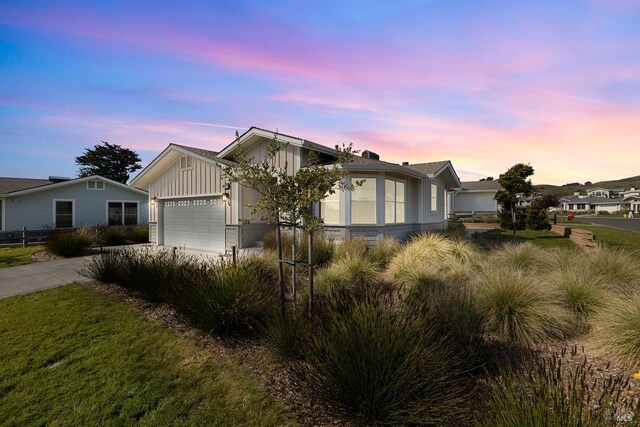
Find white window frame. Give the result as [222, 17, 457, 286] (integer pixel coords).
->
[385, 178, 406, 224]
[87, 180, 105, 190]
[430, 182, 438, 212]
[180, 156, 193, 170]
[53, 199, 75, 228]
[106, 200, 140, 226]
[350, 177, 377, 225]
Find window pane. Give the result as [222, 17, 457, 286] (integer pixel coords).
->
[124, 203, 138, 225]
[87, 181, 95, 189]
[96, 181, 104, 189]
[396, 202, 405, 223]
[385, 201, 394, 223]
[385, 180, 394, 202]
[55, 201, 73, 228]
[431, 183, 438, 211]
[352, 201, 376, 224]
[397, 182, 405, 203]
[353, 179, 376, 201]
[109, 202, 122, 226]
[321, 190, 340, 224]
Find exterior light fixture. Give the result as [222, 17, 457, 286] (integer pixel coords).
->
[151, 196, 158, 204]
[222, 192, 230, 204]
[223, 182, 231, 191]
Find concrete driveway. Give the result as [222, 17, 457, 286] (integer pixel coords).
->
[0, 256, 93, 299]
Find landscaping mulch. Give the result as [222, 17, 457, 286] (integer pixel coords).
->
[84, 281, 347, 427]
[30, 250, 61, 263]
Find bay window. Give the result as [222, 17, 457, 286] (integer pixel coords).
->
[320, 188, 340, 224]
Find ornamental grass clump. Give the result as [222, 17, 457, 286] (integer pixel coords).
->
[333, 235, 368, 261]
[474, 265, 571, 344]
[546, 264, 608, 332]
[262, 306, 310, 361]
[585, 246, 640, 293]
[388, 233, 478, 290]
[99, 227, 128, 246]
[296, 296, 468, 425]
[315, 253, 381, 297]
[47, 228, 93, 257]
[478, 347, 640, 426]
[127, 226, 149, 243]
[489, 242, 547, 272]
[591, 292, 640, 364]
[368, 236, 401, 268]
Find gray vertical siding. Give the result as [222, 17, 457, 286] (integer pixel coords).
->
[4, 180, 148, 231]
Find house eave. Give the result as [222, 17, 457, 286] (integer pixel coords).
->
[5, 175, 148, 197]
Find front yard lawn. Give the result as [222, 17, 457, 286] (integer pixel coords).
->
[476, 229, 576, 249]
[0, 284, 296, 426]
[0, 245, 45, 268]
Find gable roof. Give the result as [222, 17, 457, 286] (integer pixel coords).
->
[406, 161, 462, 188]
[0, 177, 54, 193]
[560, 195, 625, 205]
[0, 175, 148, 197]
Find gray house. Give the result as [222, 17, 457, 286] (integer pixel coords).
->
[451, 180, 502, 215]
[130, 127, 461, 252]
[0, 175, 148, 231]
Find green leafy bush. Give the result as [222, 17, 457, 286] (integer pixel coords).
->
[525, 199, 550, 230]
[296, 297, 468, 425]
[498, 207, 526, 230]
[47, 228, 93, 257]
[474, 265, 571, 344]
[479, 348, 639, 426]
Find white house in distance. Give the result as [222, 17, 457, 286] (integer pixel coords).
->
[451, 180, 501, 216]
[130, 127, 461, 252]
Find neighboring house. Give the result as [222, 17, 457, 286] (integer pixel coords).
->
[130, 127, 462, 252]
[560, 195, 626, 214]
[586, 187, 624, 198]
[451, 180, 501, 215]
[0, 175, 148, 231]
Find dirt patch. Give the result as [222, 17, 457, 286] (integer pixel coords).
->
[84, 281, 346, 427]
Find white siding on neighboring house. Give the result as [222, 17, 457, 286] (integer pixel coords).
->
[454, 191, 499, 214]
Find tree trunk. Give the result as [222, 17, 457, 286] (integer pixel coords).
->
[291, 222, 297, 311]
[308, 229, 314, 317]
[276, 222, 285, 316]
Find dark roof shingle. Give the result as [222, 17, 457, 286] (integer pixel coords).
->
[0, 177, 53, 194]
[171, 143, 237, 167]
[406, 161, 450, 176]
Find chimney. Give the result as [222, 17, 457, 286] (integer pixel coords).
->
[402, 161, 409, 166]
[361, 150, 380, 160]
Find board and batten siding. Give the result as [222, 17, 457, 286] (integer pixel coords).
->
[3, 180, 148, 231]
[243, 141, 301, 176]
[147, 156, 232, 224]
[426, 178, 446, 224]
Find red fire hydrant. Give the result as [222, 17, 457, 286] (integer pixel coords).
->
[567, 211, 574, 221]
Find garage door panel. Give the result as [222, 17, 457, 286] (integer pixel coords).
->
[162, 198, 225, 251]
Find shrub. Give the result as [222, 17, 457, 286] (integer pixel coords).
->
[585, 246, 640, 293]
[525, 199, 550, 230]
[262, 306, 309, 361]
[591, 293, 640, 364]
[99, 227, 128, 246]
[479, 348, 639, 426]
[333, 235, 368, 260]
[498, 207, 526, 230]
[368, 236, 400, 268]
[47, 228, 93, 257]
[261, 229, 334, 266]
[474, 265, 571, 344]
[127, 226, 149, 243]
[489, 242, 546, 272]
[296, 298, 468, 425]
[546, 265, 608, 332]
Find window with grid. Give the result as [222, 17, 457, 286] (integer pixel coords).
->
[108, 202, 138, 225]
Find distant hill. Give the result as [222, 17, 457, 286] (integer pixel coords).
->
[535, 175, 640, 197]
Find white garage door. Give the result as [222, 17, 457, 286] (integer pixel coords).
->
[162, 197, 225, 251]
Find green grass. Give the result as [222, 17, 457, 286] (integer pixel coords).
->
[0, 245, 45, 268]
[566, 225, 640, 254]
[0, 284, 296, 426]
[478, 229, 576, 249]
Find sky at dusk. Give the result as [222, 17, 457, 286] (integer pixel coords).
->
[1, 0, 639, 185]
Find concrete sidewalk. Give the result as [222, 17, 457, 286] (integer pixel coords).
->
[0, 256, 93, 299]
